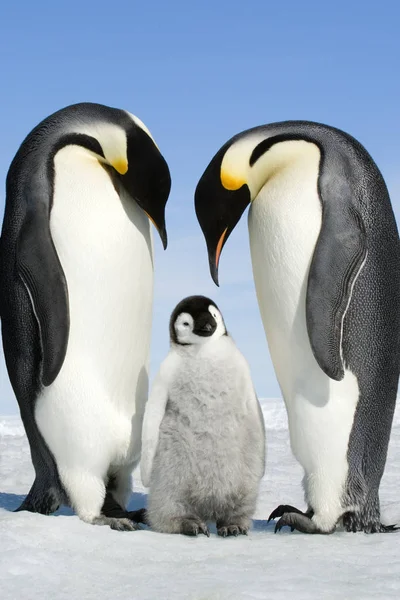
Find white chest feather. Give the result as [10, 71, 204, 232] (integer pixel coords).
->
[35, 146, 153, 469]
[248, 141, 359, 515]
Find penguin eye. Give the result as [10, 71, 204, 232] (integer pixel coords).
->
[183, 322, 189, 327]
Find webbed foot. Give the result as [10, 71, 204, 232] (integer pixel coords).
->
[15, 480, 62, 515]
[217, 516, 250, 537]
[217, 524, 248, 537]
[92, 516, 140, 531]
[343, 512, 399, 533]
[268, 504, 313, 522]
[273, 512, 320, 533]
[268, 504, 331, 534]
[180, 518, 210, 537]
[126, 508, 148, 525]
[101, 491, 146, 526]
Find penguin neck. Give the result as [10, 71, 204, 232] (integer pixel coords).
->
[247, 143, 322, 389]
[248, 139, 321, 200]
[171, 336, 228, 359]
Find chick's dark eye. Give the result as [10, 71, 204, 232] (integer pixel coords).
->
[183, 322, 189, 327]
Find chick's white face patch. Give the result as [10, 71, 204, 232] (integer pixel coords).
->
[208, 305, 226, 339]
[174, 313, 194, 344]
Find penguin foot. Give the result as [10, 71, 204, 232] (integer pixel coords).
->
[216, 516, 250, 537]
[15, 482, 62, 515]
[343, 512, 399, 533]
[273, 512, 320, 534]
[126, 508, 148, 525]
[92, 516, 140, 531]
[268, 504, 313, 522]
[179, 518, 210, 537]
[101, 491, 147, 526]
[217, 524, 248, 537]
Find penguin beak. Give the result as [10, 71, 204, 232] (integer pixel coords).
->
[118, 134, 171, 251]
[196, 186, 251, 286]
[193, 314, 217, 336]
[195, 149, 251, 286]
[144, 210, 168, 250]
[208, 228, 228, 286]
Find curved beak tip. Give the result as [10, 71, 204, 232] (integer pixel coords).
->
[159, 224, 168, 250]
[144, 210, 167, 250]
[209, 263, 220, 287]
[158, 226, 168, 250]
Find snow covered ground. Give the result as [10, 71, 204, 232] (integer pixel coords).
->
[1, 398, 400, 600]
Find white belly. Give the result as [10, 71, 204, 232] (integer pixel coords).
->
[248, 142, 358, 514]
[35, 146, 153, 473]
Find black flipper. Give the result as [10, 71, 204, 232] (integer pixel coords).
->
[306, 202, 367, 381]
[17, 205, 69, 386]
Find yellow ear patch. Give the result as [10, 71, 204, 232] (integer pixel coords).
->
[111, 158, 128, 175]
[220, 168, 246, 191]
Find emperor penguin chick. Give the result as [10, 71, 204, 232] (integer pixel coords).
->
[141, 295, 265, 537]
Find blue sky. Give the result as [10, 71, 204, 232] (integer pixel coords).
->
[0, 0, 399, 412]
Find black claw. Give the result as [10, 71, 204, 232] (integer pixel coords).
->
[268, 507, 283, 522]
[181, 519, 210, 537]
[275, 519, 289, 533]
[274, 522, 282, 534]
[275, 513, 304, 533]
[217, 524, 246, 537]
[275, 518, 294, 534]
[185, 527, 198, 537]
[199, 525, 210, 537]
[383, 524, 399, 532]
[218, 528, 227, 537]
[126, 508, 147, 525]
[268, 504, 304, 522]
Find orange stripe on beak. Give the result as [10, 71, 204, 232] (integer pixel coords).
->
[216, 228, 228, 268]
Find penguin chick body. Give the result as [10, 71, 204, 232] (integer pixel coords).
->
[141, 295, 265, 537]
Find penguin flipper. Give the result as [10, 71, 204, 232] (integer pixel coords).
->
[306, 205, 367, 381]
[17, 208, 69, 387]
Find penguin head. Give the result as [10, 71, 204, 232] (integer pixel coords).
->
[49, 103, 171, 248]
[195, 127, 306, 283]
[169, 295, 227, 346]
[116, 113, 171, 249]
[195, 138, 251, 285]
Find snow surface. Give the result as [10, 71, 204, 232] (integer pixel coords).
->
[1, 398, 400, 600]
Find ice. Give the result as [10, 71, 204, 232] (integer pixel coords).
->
[1, 398, 399, 599]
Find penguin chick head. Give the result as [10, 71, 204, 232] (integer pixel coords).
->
[169, 295, 227, 346]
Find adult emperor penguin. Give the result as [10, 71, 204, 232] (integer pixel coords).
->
[0, 102, 171, 530]
[195, 121, 400, 534]
[141, 295, 265, 537]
